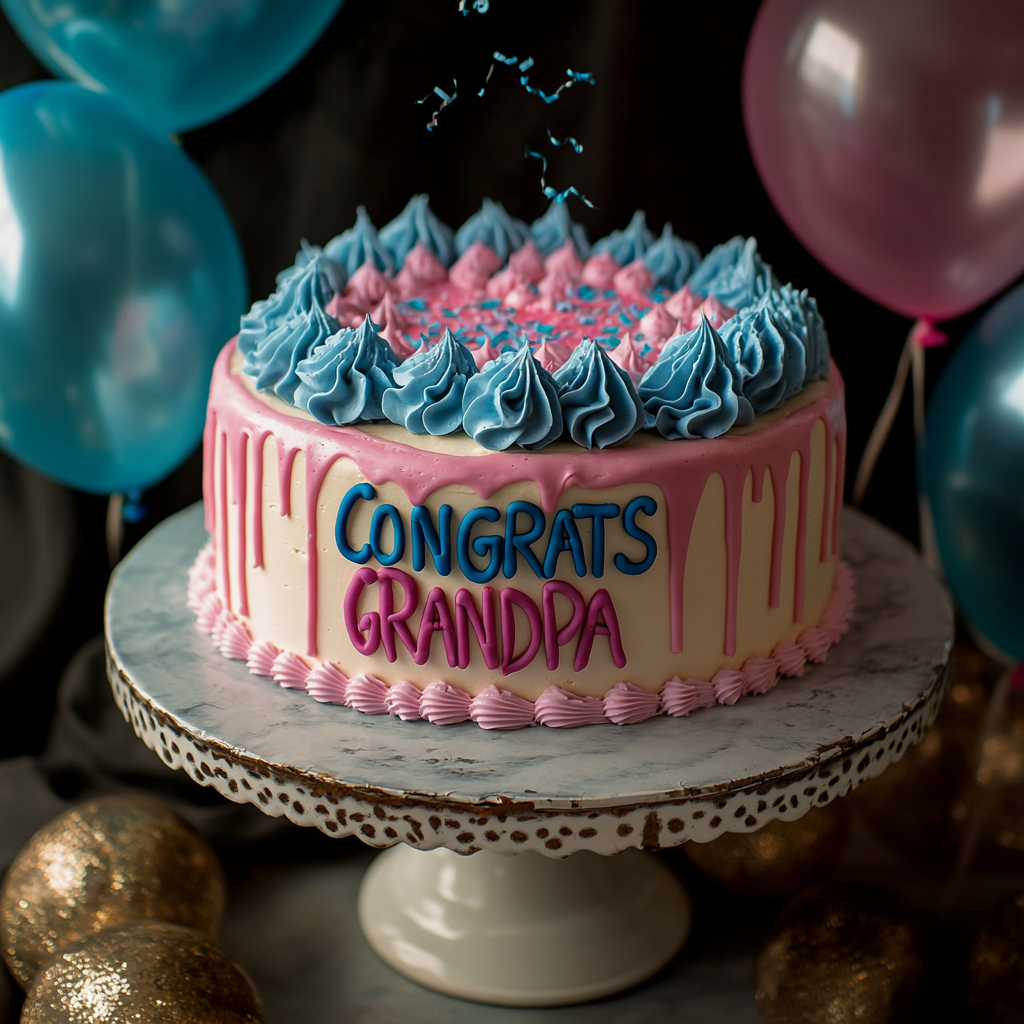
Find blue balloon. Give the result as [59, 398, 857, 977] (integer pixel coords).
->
[0, 0, 345, 132]
[0, 82, 247, 494]
[924, 282, 1024, 662]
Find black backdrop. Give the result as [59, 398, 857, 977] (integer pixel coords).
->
[0, 0, 980, 756]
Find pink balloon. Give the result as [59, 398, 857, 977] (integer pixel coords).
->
[744, 0, 1024, 320]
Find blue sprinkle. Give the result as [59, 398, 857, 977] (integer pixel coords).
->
[548, 128, 583, 153]
[479, 299, 502, 309]
[607, 300, 621, 315]
[402, 298, 427, 311]
[577, 314, 596, 325]
[441, 308, 459, 318]
[601, 326, 619, 334]
[519, 57, 535, 72]
[494, 51, 518, 64]
[537, 324, 553, 335]
[619, 312, 632, 326]
[575, 285, 596, 302]
[555, 302, 575, 313]
[567, 69, 595, 84]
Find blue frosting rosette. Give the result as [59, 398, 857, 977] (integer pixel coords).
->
[238, 247, 343, 360]
[639, 316, 749, 439]
[592, 210, 654, 266]
[379, 194, 455, 268]
[553, 338, 645, 449]
[324, 206, 395, 275]
[687, 236, 778, 311]
[530, 199, 591, 257]
[293, 316, 399, 425]
[454, 199, 530, 262]
[382, 327, 477, 435]
[461, 344, 563, 450]
[772, 283, 830, 381]
[643, 223, 701, 292]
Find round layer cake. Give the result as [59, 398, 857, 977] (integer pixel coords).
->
[189, 197, 852, 728]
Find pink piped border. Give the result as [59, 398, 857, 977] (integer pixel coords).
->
[188, 542, 855, 730]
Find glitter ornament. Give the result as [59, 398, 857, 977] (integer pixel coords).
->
[967, 891, 1024, 1014]
[683, 798, 849, 899]
[1, 796, 224, 990]
[755, 884, 927, 1024]
[19, 922, 264, 1023]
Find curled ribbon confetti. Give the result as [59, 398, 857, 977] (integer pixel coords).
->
[547, 128, 583, 153]
[525, 147, 597, 208]
[417, 80, 458, 131]
[491, 53, 595, 103]
[458, 0, 489, 13]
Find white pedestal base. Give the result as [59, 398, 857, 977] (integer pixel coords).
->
[357, 845, 691, 1007]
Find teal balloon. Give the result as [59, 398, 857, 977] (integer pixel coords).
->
[924, 283, 1024, 662]
[0, 82, 247, 494]
[0, 0, 345, 132]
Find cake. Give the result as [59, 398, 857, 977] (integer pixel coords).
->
[188, 196, 852, 728]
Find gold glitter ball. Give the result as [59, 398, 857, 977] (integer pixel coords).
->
[967, 891, 1024, 1013]
[19, 921, 265, 1023]
[683, 798, 849, 899]
[755, 884, 927, 1024]
[1, 796, 225, 990]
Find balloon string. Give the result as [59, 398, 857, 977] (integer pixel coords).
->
[106, 493, 124, 568]
[939, 665, 1016, 914]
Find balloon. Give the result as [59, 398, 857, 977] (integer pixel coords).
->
[0, 82, 247, 494]
[923, 282, 1024, 663]
[0, 0, 345, 133]
[744, 0, 1024, 320]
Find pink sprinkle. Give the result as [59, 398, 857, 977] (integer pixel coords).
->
[419, 680, 472, 725]
[712, 667, 746, 705]
[272, 650, 310, 690]
[345, 673, 389, 715]
[306, 662, 349, 704]
[385, 680, 423, 720]
[246, 639, 279, 677]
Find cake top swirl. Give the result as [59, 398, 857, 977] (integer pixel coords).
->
[235, 197, 831, 448]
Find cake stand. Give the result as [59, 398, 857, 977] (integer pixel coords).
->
[105, 503, 952, 1007]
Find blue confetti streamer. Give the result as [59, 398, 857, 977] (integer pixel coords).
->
[519, 57, 535, 72]
[547, 128, 583, 153]
[458, 0, 489, 13]
[493, 52, 519, 64]
[417, 80, 457, 131]
[567, 69, 595, 84]
[524, 147, 597, 209]
[517, 60, 595, 104]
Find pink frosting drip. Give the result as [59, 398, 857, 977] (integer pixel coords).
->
[798, 626, 832, 664]
[508, 240, 545, 283]
[712, 667, 746, 705]
[544, 240, 584, 281]
[272, 650, 310, 690]
[384, 680, 424, 720]
[612, 259, 655, 296]
[246, 639, 279, 677]
[344, 673, 389, 714]
[741, 654, 778, 696]
[638, 302, 678, 342]
[346, 259, 392, 308]
[306, 662, 349, 704]
[581, 253, 619, 289]
[608, 333, 652, 384]
[604, 681, 662, 725]
[773, 638, 807, 678]
[469, 685, 536, 730]
[533, 687, 608, 728]
[660, 676, 716, 717]
[449, 242, 501, 291]
[394, 242, 448, 296]
[472, 338, 501, 370]
[219, 619, 253, 661]
[534, 339, 570, 372]
[419, 680, 472, 725]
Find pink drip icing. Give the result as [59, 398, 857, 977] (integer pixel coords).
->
[216, 431, 231, 611]
[385, 680, 424, 720]
[202, 410, 216, 534]
[232, 431, 249, 615]
[533, 687, 608, 728]
[603, 681, 661, 725]
[469, 685, 536, 730]
[419, 680, 472, 725]
[207, 343, 844, 665]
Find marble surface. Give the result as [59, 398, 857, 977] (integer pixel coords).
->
[106, 503, 952, 808]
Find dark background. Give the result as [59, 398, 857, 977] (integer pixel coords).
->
[0, 0, 980, 757]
